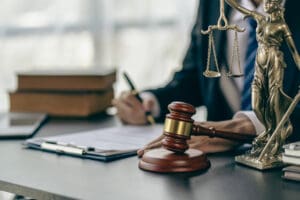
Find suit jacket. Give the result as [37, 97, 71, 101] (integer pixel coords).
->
[148, 0, 300, 141]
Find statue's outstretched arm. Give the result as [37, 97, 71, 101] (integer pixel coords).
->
[225, 0, 264, 21]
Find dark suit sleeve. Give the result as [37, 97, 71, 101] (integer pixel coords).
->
[289, 80, 300, 141]
[283, 0, 300, 141]
[146, 8, 204, 121]
[290, 105, 300, 141]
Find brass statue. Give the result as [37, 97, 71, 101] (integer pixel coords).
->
[219, 0, 300, 169]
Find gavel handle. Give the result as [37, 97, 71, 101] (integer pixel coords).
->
[192, 124, 256, 143]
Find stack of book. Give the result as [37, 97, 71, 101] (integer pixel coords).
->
[282, 141, 300, 181]
[10, 69, 116, 117]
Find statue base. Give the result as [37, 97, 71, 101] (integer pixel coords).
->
[235, 154, 284, 170]
[139, 148, 210, 173]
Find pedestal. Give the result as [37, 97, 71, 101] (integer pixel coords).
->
[139, 148, 210, 173]
[235, 154, 284, 170]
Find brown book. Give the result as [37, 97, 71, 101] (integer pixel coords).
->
[9, 89, 114, 117]
[17, 69, 116, 91]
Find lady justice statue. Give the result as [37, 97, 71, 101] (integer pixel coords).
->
[224, 0, 300, 169]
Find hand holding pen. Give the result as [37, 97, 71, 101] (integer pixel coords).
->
[122, 72, 156, 125]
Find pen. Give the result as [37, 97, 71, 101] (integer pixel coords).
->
[123, 72, 156, 125]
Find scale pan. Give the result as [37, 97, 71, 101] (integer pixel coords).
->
[203, 71, 221, 78]
[226, 73, 244, 78]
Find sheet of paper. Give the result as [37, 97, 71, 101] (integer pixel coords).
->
[43, 125, 163, 151]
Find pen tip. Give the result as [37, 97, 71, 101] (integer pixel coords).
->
[147, 116, 156, 125]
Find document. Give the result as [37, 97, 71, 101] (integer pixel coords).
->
[25, 125, 163, 161]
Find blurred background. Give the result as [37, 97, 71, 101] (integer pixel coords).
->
[0, 0, 198, 112]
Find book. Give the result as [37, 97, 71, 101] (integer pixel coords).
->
[284, 149, 300, 157]
[282, 154, 300, 165]
[17, 69, 116, 91]
[283, 165, 300, 173]
[9, 89, 114, 117]
[283, 141, 300, 157]
[24, 125, 163, 161]
[282, 166, 300, 182]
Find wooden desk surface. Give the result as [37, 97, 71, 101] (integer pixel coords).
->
[0, 116, 299, 200]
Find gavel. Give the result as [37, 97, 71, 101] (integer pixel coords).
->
[139, 101, 256, 173]
[162, 101, 256, 153]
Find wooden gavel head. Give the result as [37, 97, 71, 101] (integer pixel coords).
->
[162, 101, 195, 153]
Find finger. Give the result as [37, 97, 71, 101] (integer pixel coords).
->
[137, 142, 161, 158]
[188, 137, 210, 149]
[118, 91, 134, 107]
[137, 148, 145, 157]
[114, 99, 131, 115]
[111, 98, 118, 106]
[117, 116, 129, 125]
[116, 101, 148, 125]
[193, 138, 238, 154]
[138, 134, 164, 157]
[145, 141, 163, 151]
[143, 98, 154, 112]
[112, 95, 131, 109]
[137, 141, 162, 157]
[121, 92, 144, 110]
[145, 134, 164, 146]
[114, 100, 134, 123]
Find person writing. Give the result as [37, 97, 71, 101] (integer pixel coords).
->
[112, 0, 300, 155]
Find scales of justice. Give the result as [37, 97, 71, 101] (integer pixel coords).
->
[139, 0, 300, 172]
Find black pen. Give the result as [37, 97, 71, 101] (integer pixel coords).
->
[123, 72, 156, 125]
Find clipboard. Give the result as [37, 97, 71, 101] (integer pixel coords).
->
[24, 125, 163, 161]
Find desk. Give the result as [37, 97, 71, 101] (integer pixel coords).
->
[0, 117, 299, 200]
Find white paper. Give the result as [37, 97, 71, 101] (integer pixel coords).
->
[43, 125, 163, 152]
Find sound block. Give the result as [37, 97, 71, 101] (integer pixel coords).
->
[139, 148, 210, 173]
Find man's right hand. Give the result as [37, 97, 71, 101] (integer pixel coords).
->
[112, 91, 155, 125]
[137, 116, 256, 157]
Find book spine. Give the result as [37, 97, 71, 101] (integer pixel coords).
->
[9, 89, 114, 117]
[18, 73, 116, 91]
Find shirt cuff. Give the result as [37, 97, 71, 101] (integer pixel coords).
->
[140, 92, 161, 118]
[234, 111, 265, 135]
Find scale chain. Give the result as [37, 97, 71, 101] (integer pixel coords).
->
[230, 30, 243, 76]
[211, 33, 220, 73]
